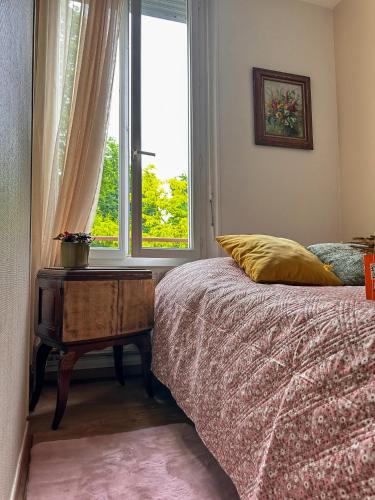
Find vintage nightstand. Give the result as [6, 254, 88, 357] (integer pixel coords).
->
[29, 268, 154, 429]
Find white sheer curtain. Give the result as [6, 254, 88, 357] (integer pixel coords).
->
[32, 0, 122, 276]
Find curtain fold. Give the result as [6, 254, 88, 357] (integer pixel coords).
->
[32, 0, 122, 275]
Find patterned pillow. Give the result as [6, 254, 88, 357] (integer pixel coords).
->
[307, 243, 365, 285]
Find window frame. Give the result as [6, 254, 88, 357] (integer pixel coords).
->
[90, 0, 208, 266]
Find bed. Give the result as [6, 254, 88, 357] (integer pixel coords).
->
[152, 257, 375, 499]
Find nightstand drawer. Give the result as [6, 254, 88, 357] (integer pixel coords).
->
[36, 268, 154, 344]
[63, 280, 118, 342]
[118, 279, 154, 334]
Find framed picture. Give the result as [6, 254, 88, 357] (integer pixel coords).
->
[253, 68, 313, 150]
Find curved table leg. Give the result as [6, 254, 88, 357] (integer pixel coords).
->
[134, 332, 153, 398]
[113, 345, 125, 386]
[52, 350, 80, 430]
[29, 342, 52, 412]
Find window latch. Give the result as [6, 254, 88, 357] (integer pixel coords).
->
[133, 149, 156, 159]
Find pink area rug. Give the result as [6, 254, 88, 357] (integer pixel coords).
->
[27, 424, 239, 499]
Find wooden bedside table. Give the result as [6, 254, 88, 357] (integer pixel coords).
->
[30, 267, 155, 430]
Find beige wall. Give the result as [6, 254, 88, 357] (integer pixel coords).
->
[212, 0, 341, 247]
[0, 1, 33, 498]
[334, 0, 375, 240]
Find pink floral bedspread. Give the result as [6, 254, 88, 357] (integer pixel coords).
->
[152, 258, 375, 499]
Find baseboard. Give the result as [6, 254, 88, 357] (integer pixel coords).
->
[10, 422, 32, 500]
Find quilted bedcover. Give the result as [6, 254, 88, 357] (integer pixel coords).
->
[152, 258, 375, 499]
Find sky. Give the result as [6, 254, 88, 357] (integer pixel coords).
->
[107, 15, 189, 181]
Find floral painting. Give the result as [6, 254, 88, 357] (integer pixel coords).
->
[264, 80, 304, 138]
[253, 68, 313, 149]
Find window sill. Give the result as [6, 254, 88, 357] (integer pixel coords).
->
[88, 253, 194, 271]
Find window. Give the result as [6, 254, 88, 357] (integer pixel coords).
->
[91, 0, 207, 262]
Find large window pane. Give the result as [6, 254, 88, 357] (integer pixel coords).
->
[91, 50, 120, 248]
[140, 0, 190, 249]
[91, 1, 192, 254]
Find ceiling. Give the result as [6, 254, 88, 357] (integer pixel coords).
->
[297, 0, 342, 8]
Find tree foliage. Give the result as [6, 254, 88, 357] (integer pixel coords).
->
[91, 137, 189, 249]
[96, 138, 119, 221]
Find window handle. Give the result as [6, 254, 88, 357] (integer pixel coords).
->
[133, 149, 156, 159]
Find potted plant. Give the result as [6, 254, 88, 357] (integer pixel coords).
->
[54, 232, 95, 268]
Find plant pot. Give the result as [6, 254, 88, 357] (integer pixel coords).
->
[60, 242, 90, 268]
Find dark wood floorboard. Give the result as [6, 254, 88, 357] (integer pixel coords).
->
[29, 376, 190, 445]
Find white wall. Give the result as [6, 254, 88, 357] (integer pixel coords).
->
[211, 0, 341, 247]
[334, 0, 375, 240]
[0, 1, 33, 498]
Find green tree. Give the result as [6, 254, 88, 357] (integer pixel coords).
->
[91, 137, 119, 248]
[140, 167, 189, 248]
[96, 137, 119, 220]
[163, 174, 188, 235]
[91, 138, 189, 249]
[141, 165, 166, 236]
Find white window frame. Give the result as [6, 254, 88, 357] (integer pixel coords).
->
[90, 0, 208, 267]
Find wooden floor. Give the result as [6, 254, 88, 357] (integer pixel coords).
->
[29, 376, 190, 445]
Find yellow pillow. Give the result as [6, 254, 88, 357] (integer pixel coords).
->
[216, 234, 342, 286]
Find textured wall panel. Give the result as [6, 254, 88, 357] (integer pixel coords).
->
[0, 0, 33, 498]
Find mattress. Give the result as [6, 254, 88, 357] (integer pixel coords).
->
[152, 257, 375, 499]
